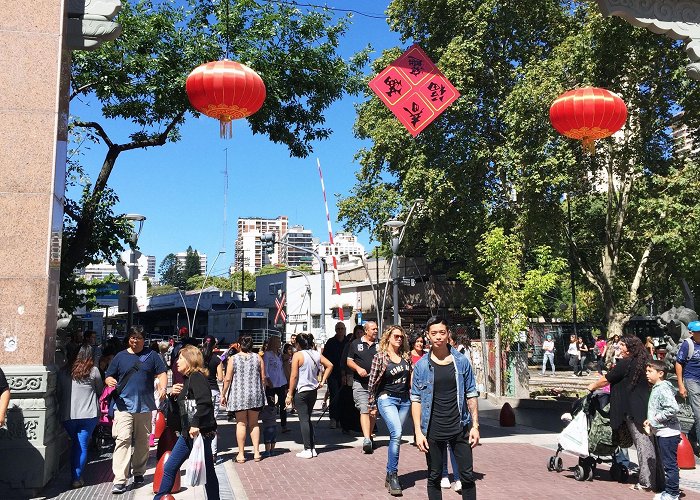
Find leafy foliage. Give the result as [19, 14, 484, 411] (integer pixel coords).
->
[158, 253, 185, 288]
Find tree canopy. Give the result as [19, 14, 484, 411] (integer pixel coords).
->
[340, 0, 700, 336]
[62, 0, 369, 310]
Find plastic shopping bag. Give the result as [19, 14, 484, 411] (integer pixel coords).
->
[185, 435, 207, 487]
[558, 411, 589, 457]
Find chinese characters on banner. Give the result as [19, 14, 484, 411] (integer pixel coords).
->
[368, 44, 460, 137]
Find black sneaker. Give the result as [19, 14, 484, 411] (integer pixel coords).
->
[111, 483, 127, 495]
[133, 475, 144, 485]
[362, 438, 373, 454]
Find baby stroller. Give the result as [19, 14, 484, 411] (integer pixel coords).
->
[546, 391, 630, 483]
[93, 386, 116, 453]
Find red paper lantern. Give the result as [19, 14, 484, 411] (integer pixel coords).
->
[549, 87, 627, 153]
[186, 59, 266, 138]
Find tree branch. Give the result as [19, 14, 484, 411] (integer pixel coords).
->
[118, 110, 186, 152]
[73, 120, 115, 149]
[627, 241, 653, 310]
[70, 82, 97, 101]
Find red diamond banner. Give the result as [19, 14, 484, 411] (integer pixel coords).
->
[369, 44, 460, 137]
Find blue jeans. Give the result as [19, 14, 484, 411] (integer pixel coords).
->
[154, 434, 219, 500]
[657, 434, 681, 496]
[441, 443, 459, 479]
[62, 417, 98, 481]
[377, 393, 410, 474]
[541, 352, 555, 374]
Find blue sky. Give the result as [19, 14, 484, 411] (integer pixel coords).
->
[70, 1, 403, 277]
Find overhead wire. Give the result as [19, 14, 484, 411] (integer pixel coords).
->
[264, 0, 387, 19]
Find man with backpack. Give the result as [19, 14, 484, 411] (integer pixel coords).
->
[675, 320, 700, 455]
[105, 326, 167, 494]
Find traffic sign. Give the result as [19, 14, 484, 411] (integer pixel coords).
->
[116, 250, 148, 280]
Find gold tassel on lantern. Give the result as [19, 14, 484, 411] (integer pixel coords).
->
[220, 117, 233, 139]
[582, 137, 596, 155]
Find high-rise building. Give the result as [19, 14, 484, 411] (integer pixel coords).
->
[146, 255, 156, 279]
[234, 216, 288, 274]
[175, 251, 207, 275]
[280, 225, 315, 268]
[314, 232, 365, 271]
[79, 254, 157, 281]
[671, 111, 699, 156]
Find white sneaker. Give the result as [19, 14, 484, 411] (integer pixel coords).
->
[454, 480, 462, 493]
[296, 449, 313, 459]
[311, 448, 318, 457]
[440, 477, 451, 489]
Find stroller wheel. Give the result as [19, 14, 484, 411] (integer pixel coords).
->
[554, 457, 563, 472]
[547, 457, 555, 471]
[610, 463, 620, 481]
[618, 465, 629, 483]
[574, 465, 586, 481]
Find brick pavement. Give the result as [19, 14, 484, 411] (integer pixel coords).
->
[36, 393, 700, 500]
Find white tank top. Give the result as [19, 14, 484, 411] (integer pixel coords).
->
[297, 350, 321, 393]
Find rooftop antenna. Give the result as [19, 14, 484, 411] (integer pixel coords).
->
[222, 147, 229, 252]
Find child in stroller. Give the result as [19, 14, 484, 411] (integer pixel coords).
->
[93, 385, 115, 453]
[547, 390, 631, 482]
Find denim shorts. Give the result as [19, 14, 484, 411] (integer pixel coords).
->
[263, 425, 277, 444]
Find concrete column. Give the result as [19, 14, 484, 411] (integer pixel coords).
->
[0, 0, 70, 494]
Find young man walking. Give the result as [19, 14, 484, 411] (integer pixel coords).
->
[347, 321, 378, 453]
[412, 316, 479, 500]
[676, 320, 700, 455]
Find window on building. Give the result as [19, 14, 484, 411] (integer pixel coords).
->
[312, 315, 321, 328]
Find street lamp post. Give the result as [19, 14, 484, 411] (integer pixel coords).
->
[564, 193, 578, 338]
[380, 198, 424, 327]
[124, 214, 146, 333]
[384, 219, 405, 326]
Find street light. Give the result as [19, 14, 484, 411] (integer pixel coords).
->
[124, 213, 146, 333]
[384, 219, 405, 326]
[380, 198, 425, 328]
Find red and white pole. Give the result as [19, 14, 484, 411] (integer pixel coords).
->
[317, 159, 344, 320]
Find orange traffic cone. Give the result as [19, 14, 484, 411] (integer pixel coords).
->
[154, 411, 167, 439]
[157, 426, 178, 460]
[678, 433, 696, 470]
[499, 402, 516, 427]
[152, 451, 181, 494]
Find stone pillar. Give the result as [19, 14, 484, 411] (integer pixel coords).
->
[0, 1, 70, 494]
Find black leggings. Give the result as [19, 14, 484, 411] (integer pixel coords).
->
[294, 389, 317, 450]
[426, 431, 476, 500]
[265, 385, 288, 428]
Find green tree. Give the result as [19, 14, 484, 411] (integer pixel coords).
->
[159, 253, 185, 288]
[183, 246, 202, 281]
[341, 1, 700, 334]
[461, 227, 566, 344]
[62, 0, 369, 293]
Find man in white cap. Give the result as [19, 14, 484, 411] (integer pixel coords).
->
[676, 320, 700, 455]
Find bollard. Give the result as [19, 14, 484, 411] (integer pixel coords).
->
[152, 451, 181, 494]
[154, 411, 167, 439]
[157, 426, 178, 460]
[678, 433, 696, 470]
[499, 402, 516, 427]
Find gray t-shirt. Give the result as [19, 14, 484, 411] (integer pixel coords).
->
[58, 366, 104, 421]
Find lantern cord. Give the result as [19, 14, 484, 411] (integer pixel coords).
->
[225, 0, 231, 60]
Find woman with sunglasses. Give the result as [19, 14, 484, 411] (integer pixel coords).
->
[368, 325, 412, 496]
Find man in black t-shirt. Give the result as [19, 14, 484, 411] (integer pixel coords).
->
[347, 321, 378, 453]
[324, 322, 347, 429]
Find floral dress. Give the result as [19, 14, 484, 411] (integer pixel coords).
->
[226, 352, 266, 412]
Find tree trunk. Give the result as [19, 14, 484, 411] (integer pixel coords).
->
[606, 311, 630, 339]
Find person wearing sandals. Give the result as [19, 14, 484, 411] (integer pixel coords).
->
[154, 345, 219, 500]
[221, 335, 266, 463]
[368, 325, 412, 496]
[285, 333, 333, 458]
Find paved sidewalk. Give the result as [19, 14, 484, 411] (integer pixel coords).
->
[37, 392, 700, 500]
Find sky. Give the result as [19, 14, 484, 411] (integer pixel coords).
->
[70, 1, 404, 279]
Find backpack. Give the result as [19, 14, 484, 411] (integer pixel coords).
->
[684, 337, 696, 361]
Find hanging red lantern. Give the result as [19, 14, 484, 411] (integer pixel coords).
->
[549, 87, 627, 153]
[186, 60, 266, 138]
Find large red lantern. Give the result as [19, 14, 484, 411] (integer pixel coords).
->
[549, 87, 627, 153]
[186, 60, 266, 138]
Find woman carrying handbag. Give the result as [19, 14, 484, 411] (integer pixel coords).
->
[154, 345, 219, 500]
